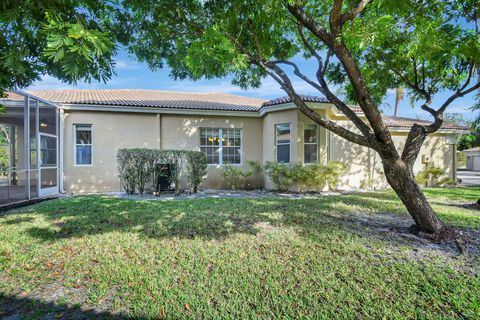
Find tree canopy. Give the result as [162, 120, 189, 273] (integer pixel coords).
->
[121, 0, 480, 107]
[0, 0, 117, 96]
[119, 0, 480, 234]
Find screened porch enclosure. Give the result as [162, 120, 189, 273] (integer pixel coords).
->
[0, 92, 59, 205]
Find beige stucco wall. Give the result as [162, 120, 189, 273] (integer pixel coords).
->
[63, 111, 160, 193]
[63, 111, 263, 192]
[160, 114, 263, 189]
[62, 106, 458, 193]
[326, 115, 456, 189]
[262, 109, 298, 189]
[262, 108, 457, 190]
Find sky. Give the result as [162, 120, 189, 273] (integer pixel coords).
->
[28, 47, 478, 122]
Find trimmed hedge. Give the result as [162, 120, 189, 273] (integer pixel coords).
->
[117, 149, 207, 196]
[264, 161, 347, 191]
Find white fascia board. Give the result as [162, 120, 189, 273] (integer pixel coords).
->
[387, 128, 469, 134]
[464, 151, 480, 156]
[259, 102, 337, 117]
[58, 102, 469, 134]
[60, 103, 260, 118]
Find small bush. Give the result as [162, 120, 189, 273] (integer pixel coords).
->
[246, 160, 263, 189]
[117, 149, 136, 194]
[117, 149, 207, 195]
[415, 166, 452, 187]
[186, 151, 208, 193]
[264, 161, 294, 191]
[303, 163, 328, 191]
[264, 161, 347, 192]
[323, 161, 347, 191]
[222, 163, 252, 190]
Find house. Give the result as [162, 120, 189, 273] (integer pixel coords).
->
[0, 89, 467, 205]
[464, 147, 480, 171]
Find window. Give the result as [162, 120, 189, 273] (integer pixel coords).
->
[40, 136, 57, 167]
[275, 123, 290, 163]
[75, 125, 92, 165]
[200, 128, 242, 164]
[304, 124, 318, 163]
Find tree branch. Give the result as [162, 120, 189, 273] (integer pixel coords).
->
[402, 64, 479, 166]
[294, 29, 374, 138]
[261, 60, 378, 149]
[288, 3, 397, 153]
[341, 0, 372, 24]
[427, 80, 480, 132]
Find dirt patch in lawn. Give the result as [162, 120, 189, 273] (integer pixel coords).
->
[329, 210, 480, 266]
[0, 275, 126, 319]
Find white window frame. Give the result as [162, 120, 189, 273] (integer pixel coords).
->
[303, 123, 319, 164]
[199, 127, 243, 165]
[74, 124, 93, 166]
[275, 123, 291, 164]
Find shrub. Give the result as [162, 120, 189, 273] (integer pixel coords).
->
[415, 166, 446, 187]
[323, 161, 347, 190]
[117, 149, 136, 194]
[117, 149, 207, 195]
[222, 163, 252, 190]
[416, 165, 456, 187]
[303, 163, 328, 191]
[264, 161, 347, 192]
[246, 160, 263, 189]
[186, 151, 208, 193]
[264, 161, 294, 191]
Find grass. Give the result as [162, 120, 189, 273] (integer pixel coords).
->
[0, 187, 479, 319]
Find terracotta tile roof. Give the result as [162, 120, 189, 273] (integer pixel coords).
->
[383, 115, 467, 130]
[9, 90, 266, 112]
[261, 95, 363, 112]
[262, 95, 328, 106]
[2, 92, 25, 101]
[1, 90, 467, 131]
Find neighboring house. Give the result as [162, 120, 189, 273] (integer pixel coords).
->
[0, 89, 467, 204]
[464, 147, 480, 171]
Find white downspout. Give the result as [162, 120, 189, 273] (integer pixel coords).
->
[59, 108, 65, 193]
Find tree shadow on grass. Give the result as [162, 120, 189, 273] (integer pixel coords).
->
[0, 293, 137, 320]
[1, 194, 478, 256]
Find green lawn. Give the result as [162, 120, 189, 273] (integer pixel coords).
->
[0, 188, 479, 319]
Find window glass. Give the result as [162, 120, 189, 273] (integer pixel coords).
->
[39, 102, 56, 135]
[75, 125, 92, 165]
[275, 123, 290, 163]
[304, 124, 318, 163]
[40, 136, 57, 167]
[76, 126, 92, 145]
[200, 128, 242, 164]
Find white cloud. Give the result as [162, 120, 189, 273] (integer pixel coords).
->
[444, 104, 473, 114]
[115, 60, 141, 70]
[25, 71, 325, 100]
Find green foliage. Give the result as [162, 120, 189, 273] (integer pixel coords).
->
[1, 189, 479, 318]
[415, 165, 454, 187]
[222, 163, 252, 190]
[458, 133, 480, 151]
[264, 161, 295, 191]
[264, 161, 347, 192]
[117, 149, 207, 196]
[246, 160, 263, 189]
[120, 0, 480, 107]
[185, 151, 208, 193]
[0, 0, 117, 95]
[116, 148, 157, 196]
[323, 162, 347, 191]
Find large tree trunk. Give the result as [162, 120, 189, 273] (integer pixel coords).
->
[382, 158, 444, 234]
